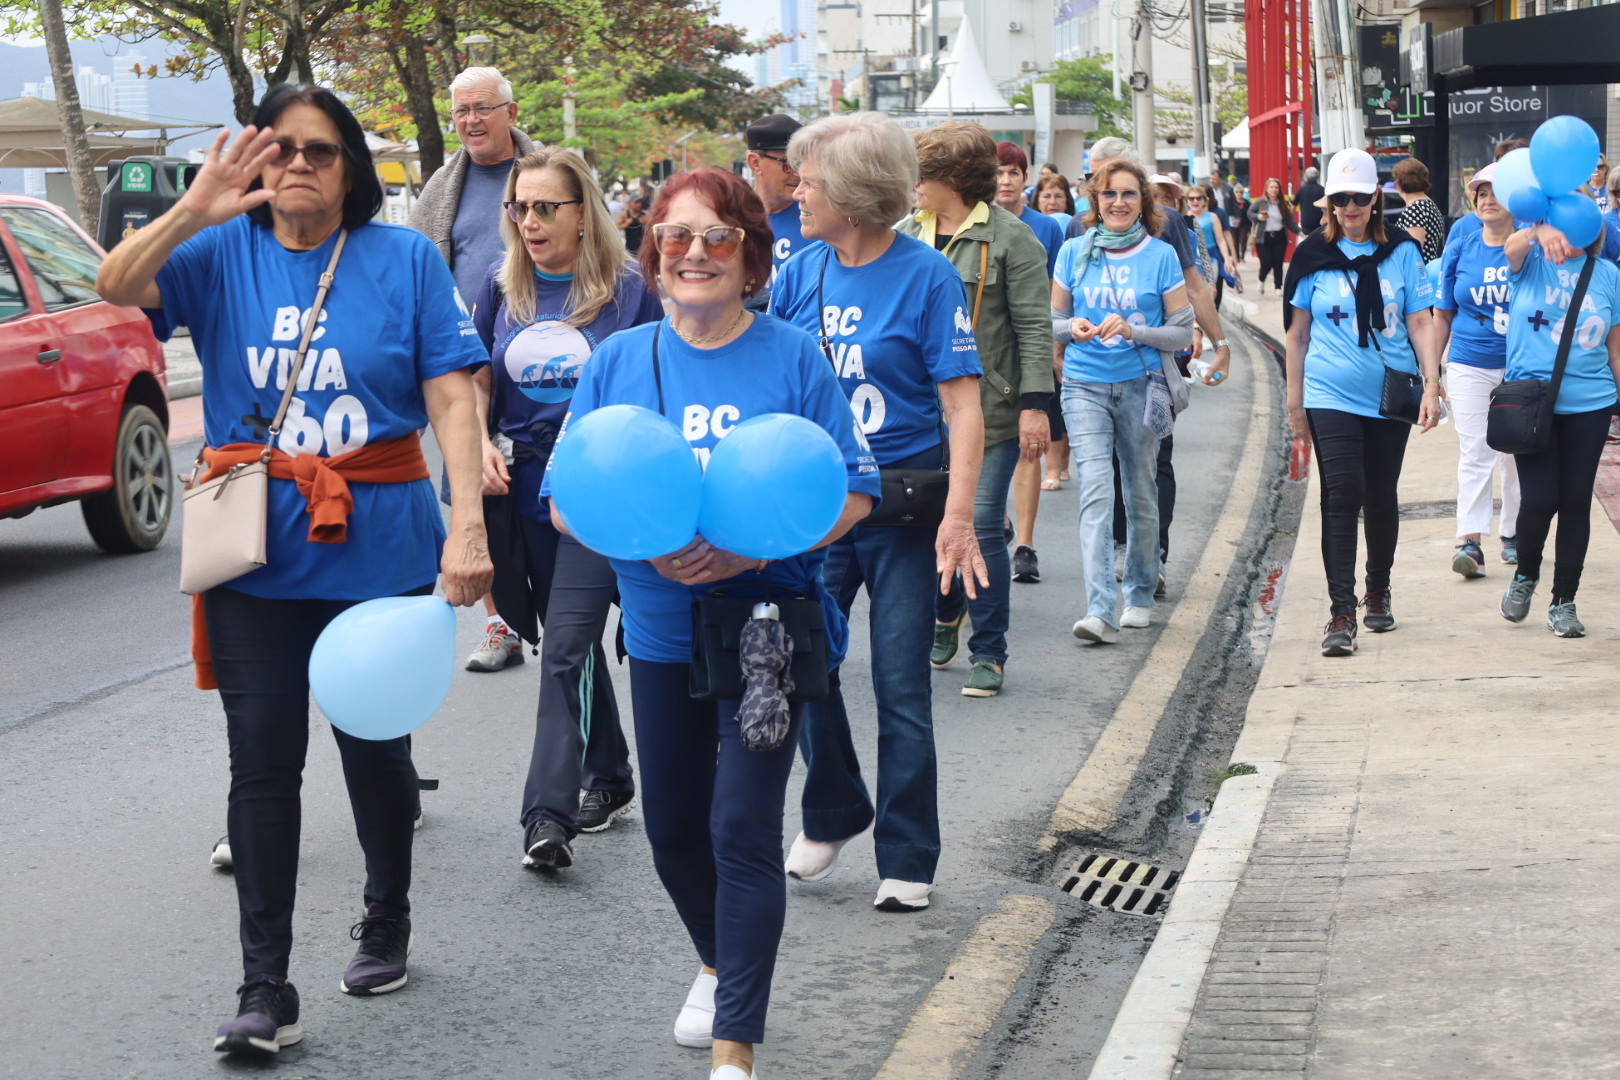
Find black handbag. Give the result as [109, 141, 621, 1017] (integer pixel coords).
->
[1488, 254, 1595, 455]
[1378, 364, 1424, 425]
[690, 586, 830, 703]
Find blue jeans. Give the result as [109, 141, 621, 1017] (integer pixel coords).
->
[798, 518, 940, 884]
[935, 436, 1021, 665]
[1063, 377, 1161, 625]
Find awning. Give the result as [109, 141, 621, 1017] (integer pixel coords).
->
[0, 97, 215, 169]
[1220, 118, 1250, 151]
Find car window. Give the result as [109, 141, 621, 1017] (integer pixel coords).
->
[0, 207, 102, 311]
[0, 242, 25, 321]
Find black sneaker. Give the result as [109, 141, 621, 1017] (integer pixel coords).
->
[1012, 545, 1040, 583]
[340, 910, 411, 996]
[577, 789, 635, 833]
[214, 976, 302, 1056]
[1361, 588, 1395, 632]
[522, 819, 574, 869]
[1321, 614, 1358, 657]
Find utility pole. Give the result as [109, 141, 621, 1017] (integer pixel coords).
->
[39, 0, 100, 233]
[1189, 0, 1212, 178]
[1131, 1, 1155, 168]
[562, 56, 578, 144]
[1310, 0, 1363, 156]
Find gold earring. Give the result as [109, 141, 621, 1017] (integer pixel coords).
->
[746, 278, 756, 291]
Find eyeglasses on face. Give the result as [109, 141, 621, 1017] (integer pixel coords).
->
[451, 102, 511, 121]
[503, 199, 584, 223]
[1098, 189, 1141, 202]
[1329, 191, 1375, 207]
[756, 151, 796, 171]
[269, 139, 343, 169]
[651, 223, 746, 260]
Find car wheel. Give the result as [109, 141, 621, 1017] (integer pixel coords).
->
[82, 404, 173, 553]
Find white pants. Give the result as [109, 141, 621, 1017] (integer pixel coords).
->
[1448, 361, 1519, 539]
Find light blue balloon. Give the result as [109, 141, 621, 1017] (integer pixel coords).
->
[1425, 257, 1443, 295]
[1506, 183, 1550, 225]
[549, 404, 702, 560]
[1531, 115, 1601, 198]
[697, 413, 848, 560]
[1491, 148, 1538, 210]
[1548, 192, 1602, 249]
[310, 596, 455, 741]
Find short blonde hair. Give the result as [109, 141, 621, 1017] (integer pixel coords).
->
[788, 112, 916, 229]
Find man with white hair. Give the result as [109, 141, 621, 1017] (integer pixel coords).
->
[408, 66, 540, 672]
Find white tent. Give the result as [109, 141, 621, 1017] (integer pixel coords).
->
[1220, 117, 1250, 151]
[918, 17, 1011, 114]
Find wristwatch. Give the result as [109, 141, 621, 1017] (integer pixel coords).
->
[1213, 338, 1231, 350]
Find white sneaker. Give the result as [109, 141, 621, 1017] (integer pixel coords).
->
[711, 1067, 754, 1080]
[210, 835, 232, 869]
[1120, 606, 1152, 629]
[875, 879, 932, 912]
[784, 832, 849, 882]
[674, 969, 717, 1048]
[465, 621, 523, 672]
[1072, 616, 1118, 643]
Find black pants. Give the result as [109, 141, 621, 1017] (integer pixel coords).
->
[1257, 230, 1288, 288]
[518, 521, 633, 838]
[205, 584, 430, 979]
[1307, 409, 1411, 616]
[1512, 404, 1614, 600]
[1113, 433, 1175, 561]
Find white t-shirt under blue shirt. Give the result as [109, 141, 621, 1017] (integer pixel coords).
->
[1506, 248, 1620, 414]
[771, 233, 982, 465]
[1053, 233, 1186, 383]
[1437, 229, 1510, 369]
[1290, 238, 1433, 418]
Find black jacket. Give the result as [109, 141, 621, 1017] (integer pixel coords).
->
[1281, 228, 1421, 347]
[1296, 182, 1325, 232]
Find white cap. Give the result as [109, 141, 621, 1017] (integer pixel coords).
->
[1146, 172, 1184, 195]
[1324, 148, 1378, 196]
[1466, 161, 1497, 195]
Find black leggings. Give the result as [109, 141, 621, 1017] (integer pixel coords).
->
[1307, 409, 1412, 616]
[1258, 230, 1288, 288]
[1511, 404, 1614, 600]
[204, 584, 430, 979]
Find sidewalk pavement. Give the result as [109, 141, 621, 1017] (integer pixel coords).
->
[1091, 275, 1620, 1079]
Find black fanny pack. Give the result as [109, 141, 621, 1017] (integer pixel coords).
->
[690, 585, 829, 703]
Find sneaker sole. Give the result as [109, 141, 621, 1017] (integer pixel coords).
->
[523, 841, 574, 869]
[340, 972, 407, 996]
[1550, 623, 1586, 638]
[1071, 622, 1118, 644]
[930, 621, 965, 670]
[1364, 620, 1395, 633]
[1501, 603, 1530, 623]
[875, 896, 930, 912]
[1321, 640, 1357, 657]
[1452, 552, 1485, 578]
[961, 684, 1001, 697]
[1012, 571, 1040, 583]
[210, 850, 232, 870]
[214, 1023, 304, 1056]
[673, 1021, 715, 1049]
[576, 798, 635, 834]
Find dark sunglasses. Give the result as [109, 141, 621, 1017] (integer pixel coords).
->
[651, 223, 746, 260]
[756, 151, 796, 171]
[1329, 191, 1376, 207]
[503, 199, 584, 223]
[269, 139, 343, 169]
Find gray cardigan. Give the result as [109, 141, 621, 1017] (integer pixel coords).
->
[406, 128, 539, 265]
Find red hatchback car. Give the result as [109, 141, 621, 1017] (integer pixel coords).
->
[0, 195, 172, 551]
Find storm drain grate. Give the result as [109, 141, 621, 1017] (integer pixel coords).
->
[1060, 853, 1180, 917]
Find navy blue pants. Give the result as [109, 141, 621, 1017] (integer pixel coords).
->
[629, 659, 802, 1045]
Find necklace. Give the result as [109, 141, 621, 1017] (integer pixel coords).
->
[673, 306, 748, 345]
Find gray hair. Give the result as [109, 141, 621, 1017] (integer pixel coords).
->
[788, 112, 917, 230]
[1088, 136, 1134, 168]
[1304, 166, 1320, 182]
[450, 66, 513, 103]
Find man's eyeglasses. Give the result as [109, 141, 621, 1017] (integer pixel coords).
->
[503, 199, 584, 223]
[1098, 189, 1141, 202]
[451, 102, 511, 121]
[756, 151, 796, 171]
[269, 140, 343, 169]
[1328, 192, 1376, 207]
[651, 223, 746, 260]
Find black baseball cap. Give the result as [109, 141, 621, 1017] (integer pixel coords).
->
[745, 113, 802, 151]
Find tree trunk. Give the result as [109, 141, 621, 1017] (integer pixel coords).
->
[401, 35, 445, 180]
[37, 0, 101, 236]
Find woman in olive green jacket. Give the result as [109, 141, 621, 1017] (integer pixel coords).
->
[899, 122, 1054, 698]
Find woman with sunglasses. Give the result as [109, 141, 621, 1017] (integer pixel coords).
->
[470, 148, 662, 871]
[1052, 157, 1193, 644]
[1248, 177, 1301, 294]
[770, 112, 987, 914]
[544, 166, 878, 1080]
[1186, 184, 1240, 308]
[1282, 148, 1442, 658]
[96, 84, 492, 1054]
[1434, 162, 1520, 578]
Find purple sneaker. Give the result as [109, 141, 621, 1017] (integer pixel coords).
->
[340, 911, 412, 996]
[214, 976, 302, 1056]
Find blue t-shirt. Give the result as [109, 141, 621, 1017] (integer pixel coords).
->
[769, 204, 804, 275]
[473, 265, 664, 522]
[1437, 229, 1510, 369]
[1045, 210, 1074, 232]
[1505, 248, 1620, 414]
[1290, 238, 1433, 417]
[771, 234, 982, 464]
[542, 315, 882, 665]
[450, 160, 512, 309]
[149, 218, 487, 599]
[1016, 204, 1064, 277]
[1452, 208, 1620, 263]
[1053, 233, 1186, 383]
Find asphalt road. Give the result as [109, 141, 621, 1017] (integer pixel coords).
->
[0, 341, 1268, 1080]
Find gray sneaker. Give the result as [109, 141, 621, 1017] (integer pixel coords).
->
[1501, 575, 1538, 622]
[1548, 601, 1586, 638]
[466, 621, 524, 672]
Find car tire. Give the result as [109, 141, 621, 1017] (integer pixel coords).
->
[82, 403, 173, 553]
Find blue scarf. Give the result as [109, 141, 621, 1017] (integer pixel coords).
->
[1072, 221, 1148, 269]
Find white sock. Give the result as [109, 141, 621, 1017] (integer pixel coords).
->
[486, 615, 506, 630]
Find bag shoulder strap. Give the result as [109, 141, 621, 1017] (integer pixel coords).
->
[263, 229, 348, 461]
[652, 322, 665, 414]
[1549, 252, 1597, 402]
[971, 240, 988, 328]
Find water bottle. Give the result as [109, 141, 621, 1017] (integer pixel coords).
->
[1188, 358, 1214, 382]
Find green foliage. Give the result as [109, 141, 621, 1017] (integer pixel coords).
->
[1009, 55, 1130, 141]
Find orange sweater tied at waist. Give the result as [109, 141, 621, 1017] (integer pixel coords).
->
[191, 434, 431, 691]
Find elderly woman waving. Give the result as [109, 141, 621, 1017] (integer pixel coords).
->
[95, 85, 491, 1056]
[1053, 156, 1193, 644]
[772, 112, 986, 914]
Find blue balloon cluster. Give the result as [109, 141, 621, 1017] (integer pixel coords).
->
[310, 596, 456, 740]
[1489, 116, 1602, 248]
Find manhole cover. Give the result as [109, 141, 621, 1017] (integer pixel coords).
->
[1060, 853, 1180, 917]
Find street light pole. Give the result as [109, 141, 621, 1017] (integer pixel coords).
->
[676, 129, 699, 172]
[1190, 0, 1212, 178]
